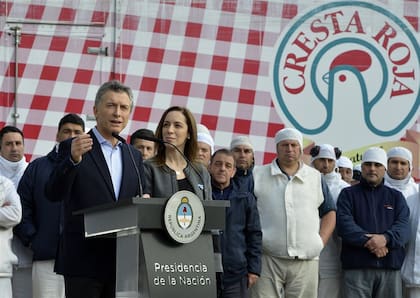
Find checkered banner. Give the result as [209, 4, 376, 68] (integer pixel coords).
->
[0, 0, 419, 173]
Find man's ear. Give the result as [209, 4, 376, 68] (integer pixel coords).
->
[231, 167, 237, 178]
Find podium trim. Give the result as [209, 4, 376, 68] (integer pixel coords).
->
[85, 226, 139, 238]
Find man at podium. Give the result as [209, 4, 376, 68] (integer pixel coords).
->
[46, 80, 146, 298]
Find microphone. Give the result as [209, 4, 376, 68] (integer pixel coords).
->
[140, 135, 207, 199]
[139, 135, 164, 145]
[111, 132, 127, 144]
[111, 132, 143, 199]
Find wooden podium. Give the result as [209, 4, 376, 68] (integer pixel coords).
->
[81, 196, 229, 298]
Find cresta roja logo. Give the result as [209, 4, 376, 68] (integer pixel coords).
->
[272, 1, 420, 150]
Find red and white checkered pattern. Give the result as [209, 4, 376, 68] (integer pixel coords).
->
[0, 0, 419, 166]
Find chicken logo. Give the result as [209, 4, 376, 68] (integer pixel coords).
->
[322, 50, 372, 84]
[272, 1, 420, 150]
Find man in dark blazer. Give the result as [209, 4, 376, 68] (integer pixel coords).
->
[46, 80, 146, 298]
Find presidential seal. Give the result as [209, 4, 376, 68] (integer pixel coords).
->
[164, 190, 205, 244]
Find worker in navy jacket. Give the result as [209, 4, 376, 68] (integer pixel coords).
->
[337, 147, 409, 298]
[209, 148, 262, 298]
[14, 113, 85, 298]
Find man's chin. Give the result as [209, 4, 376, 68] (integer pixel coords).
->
[9, 156, 22, 162]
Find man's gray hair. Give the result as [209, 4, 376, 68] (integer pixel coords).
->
[94, 80, 134, 111]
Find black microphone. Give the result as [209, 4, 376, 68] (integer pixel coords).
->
[111, 132, 143, 199]
[111, 132, 127, 144]
[140, 135, 207, 199]
[139, 135, 164, 145]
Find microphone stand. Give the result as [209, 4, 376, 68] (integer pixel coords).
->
[111, 132, 144, 199]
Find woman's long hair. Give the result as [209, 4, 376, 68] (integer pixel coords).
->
[154, 106, 198, 165]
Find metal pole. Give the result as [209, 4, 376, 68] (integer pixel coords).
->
[10, 26, 21, 127]
[113, 0, 119, 80]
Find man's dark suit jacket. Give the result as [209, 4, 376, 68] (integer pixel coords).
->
[46, 130, 145, 281]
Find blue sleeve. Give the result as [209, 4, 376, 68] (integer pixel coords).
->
[384, 192, 410, 248]
[318, 177, 336, 217]
[245, 193, 262, 275]
[45, 138, 78, 202]
[14, 163, 37, 246]
[336, 188, 369, 247]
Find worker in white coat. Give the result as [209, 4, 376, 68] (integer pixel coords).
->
[310, 144, 349, 298]
[384, 146, 418, 198]
[402, 191, 420, 298]
[0, 175, 22, 298]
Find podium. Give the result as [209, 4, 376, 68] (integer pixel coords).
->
[81, 196, 229, 298]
